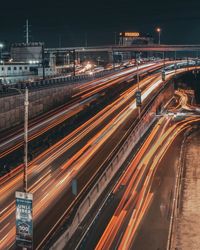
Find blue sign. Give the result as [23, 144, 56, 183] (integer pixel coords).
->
[16, 191, 33, 249]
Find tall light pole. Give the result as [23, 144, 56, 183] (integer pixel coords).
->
[156, 28, 161, 45]
[174, 51, 177, 76]
[24, 88, 29, 193]
[136, 54, 141, 119]
[7, 87, 29, 192]
[0, 43, 3, 61]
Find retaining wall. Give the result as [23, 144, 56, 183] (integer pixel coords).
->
[0, 69, 118, 132]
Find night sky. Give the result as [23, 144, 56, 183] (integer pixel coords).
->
[0, 0, 200, 47]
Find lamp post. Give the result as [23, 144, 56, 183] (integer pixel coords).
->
[174, 51, 177, 76]
[156, 28, 161, 45]
[136, 54, 141, 119]
[0, 43, 3, 62]
[7, 87, 29, 193]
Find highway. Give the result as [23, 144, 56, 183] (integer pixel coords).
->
[0, 62, 166, 159]
[0, 64, 195, 249]
[75, 88, 200, 250]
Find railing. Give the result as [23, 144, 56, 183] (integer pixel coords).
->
[0, 68, 119, 96]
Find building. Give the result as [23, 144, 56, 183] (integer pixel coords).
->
[119, 32, 154, 46]
[116, 32, 154, 61]
[0, 62, 56, 84]
[0, 42, 57, 83]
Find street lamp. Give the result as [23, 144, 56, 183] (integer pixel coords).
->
[5, 86, 29, 192]
[0, 43, 3, 61]
[136, 54, 141, 119]
[156, 28, 161, 45]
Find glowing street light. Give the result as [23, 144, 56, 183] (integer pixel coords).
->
[156, 28, 161, 45]
[0, 43, 3, 60]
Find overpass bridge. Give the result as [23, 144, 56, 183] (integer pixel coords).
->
[45, 44, 200, 53]
[45, 44, 200, 68]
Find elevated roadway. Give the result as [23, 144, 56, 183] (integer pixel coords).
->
[45, 44, 200, 53]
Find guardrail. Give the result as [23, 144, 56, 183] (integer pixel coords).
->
[0, 68, 119, 96]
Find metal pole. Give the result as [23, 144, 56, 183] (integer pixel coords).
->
[26, 19, 29, 44]
[136, 59, 140, 89]
[136, 56, 141, 119]
[73, 49, 76, 76]
[24, 88, 29, 193]
[112, 48, 115, 68]
[5, 86, 29, 192]
[42, 43, 45, 80]
[163, 51, 166, 69]
[174, 51, 177, 75]
[158, 31, 161, 45]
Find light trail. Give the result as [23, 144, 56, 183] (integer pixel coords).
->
[1, 64, 197, 249]
[95, 90, 200, 249]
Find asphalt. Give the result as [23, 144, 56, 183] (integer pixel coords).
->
[72, 126, 187, 250]
[171, 128, 200, 250]
[131, 131, 185, 250]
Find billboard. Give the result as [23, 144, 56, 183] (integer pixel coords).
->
[16, 191, 33, 249]
[119, 32, 140, 37]
[11, 42, 43, 63]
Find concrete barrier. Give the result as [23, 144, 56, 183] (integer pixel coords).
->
[50, 82, 174, 250]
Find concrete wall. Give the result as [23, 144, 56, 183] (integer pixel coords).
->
[0, 68, 119, 132]
[0, 83, 75, 132]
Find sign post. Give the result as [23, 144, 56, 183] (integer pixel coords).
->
[16, 191, 33, 249]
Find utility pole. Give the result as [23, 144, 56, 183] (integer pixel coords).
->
[6, 87, 29, 192]
[24, 88, 29, 193]
[112, 47, 115, 68]
[73, 49, 76, 76]
[174, 51, 177, 76]
[136, 53, 141, 119]
[162, 51, 166, 81]
[42, 43, 45, 80]
[156, 27, 161, 45]
[26, 19, 29, 44]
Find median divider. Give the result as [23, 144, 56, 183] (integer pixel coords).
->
[49, 81, 174, 250]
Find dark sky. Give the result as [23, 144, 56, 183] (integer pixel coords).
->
[0, 0, 200, 47]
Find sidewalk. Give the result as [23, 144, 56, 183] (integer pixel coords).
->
[171, 129, 200, 250]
